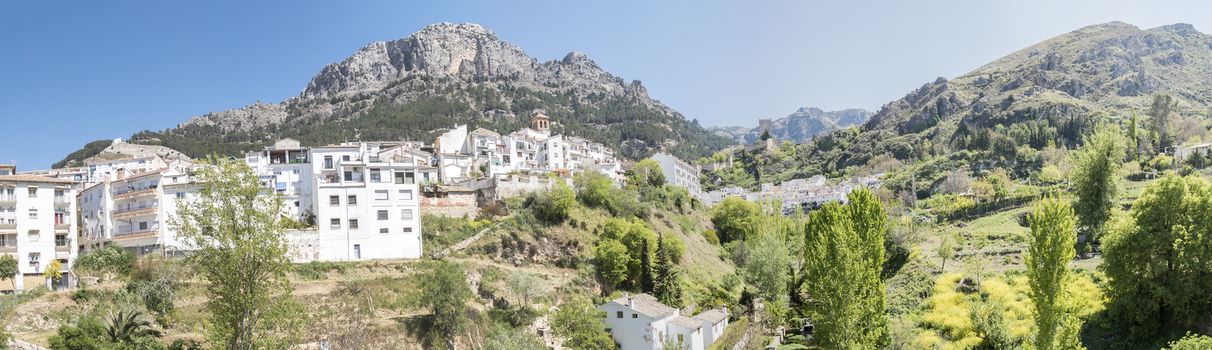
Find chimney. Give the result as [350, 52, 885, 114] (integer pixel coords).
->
[625, 292, 632, 307]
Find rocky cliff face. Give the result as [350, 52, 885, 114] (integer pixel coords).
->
[711, 107, 874, 144]
[59, 23, 730, 166]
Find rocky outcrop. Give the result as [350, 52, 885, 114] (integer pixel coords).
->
[713, 107, 874, 144]
[82, 140, 191, 165]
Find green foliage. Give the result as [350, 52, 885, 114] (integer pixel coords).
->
[421, 261, 473, 346]
[1149, 94, 1180, 152]
[125, 258, 185, 319]
[49, 310, 170, 350]
[1025, 197, 1082, 350]
[0, 254, 17, 287]
[801, 189, 888, 349]
[104, 308, 163, 342]
[174, 157, 301, 349]
[710, 197, 761, 243]
[652, 232, 684, 307]
[483, 323, 546, 350]
[626, 159, 667, 189]
[75, 244, 135, 280]
[1070, 123, 1125, 247]
[551, 295, 615, 350]
[530, 181, 576, 223]
[1166, 333, 1212, 350]
[574, 171, 644, 217]
[53, 139, 114, 168]
[1102, 175, 1212, 341]
[290, 261, 351, 280]
[1036, 165, 1064, 184]
[593, 240, 631, 288]
[742, 224, 791, 326]
[938, 233, 962, 271]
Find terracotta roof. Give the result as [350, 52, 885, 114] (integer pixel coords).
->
[693, 309, 728, 324]
[0, 175, 75, 184]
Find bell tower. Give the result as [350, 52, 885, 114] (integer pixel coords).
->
[531, 112, 551, 133]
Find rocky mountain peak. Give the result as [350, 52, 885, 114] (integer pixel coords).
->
[1152, 23, 1201, 37]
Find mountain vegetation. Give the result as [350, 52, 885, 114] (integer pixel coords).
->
[55, 23, 733, 167]
[711, 107, 874, 144]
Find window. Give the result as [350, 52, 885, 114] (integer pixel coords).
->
[343, 171, 353, 181]
[139, 222, 148, 230]
[330, 218, 340, 229]
[342, 155, 351, 161]
[632, 313, 638, 319]
[349, 219, 359, 229]
[27, 230, 39, 242]
[374, 190, 389, 201]
[399, 190, 413, 200]
[370, 169, 381, 182]
[379, 228, 389, 234]
[616, 311, 623, 318]
[27, 187, 36, 197]
[55, 234, 67, 247]
[401, 209, 414, 220]
[377, 210, 388, 220]
[175, 192, 186, 199]
[28, 253, 40, 268]
[0, 234, 15, 247]
[329, 196, 340, 206]
[347, 195, 358, 206]
[323, 156, 334, 169]
[28, 209, 37, 219]
[402, 227, 413, 233]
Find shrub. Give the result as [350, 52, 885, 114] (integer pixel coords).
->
[530, 182, 576, 223]
[74, 244, 135, 280]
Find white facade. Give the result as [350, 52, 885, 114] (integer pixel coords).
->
[599, 293, 729, 350]
[308, 143, 423, 261]
[651, 153, 703, 196]
[245, 138, 317, 221]
[78, 162, 198, 256]
[0, 175, 79, 292]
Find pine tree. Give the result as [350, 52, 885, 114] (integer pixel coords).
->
[1025, 197, 1081, 350]
[652, 233, 682, 307]
[639, 237, 654, 292]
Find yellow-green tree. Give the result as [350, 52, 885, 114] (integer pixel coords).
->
[1025, 197, 1081, 349]
[175, 157, 300, 349]
[1071, 124, 1125, 251]
[802, 188, 888, 349]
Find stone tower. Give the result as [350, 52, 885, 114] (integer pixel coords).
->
[531, 112, 551, 133]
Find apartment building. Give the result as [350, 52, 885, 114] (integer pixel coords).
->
[245, 138, 316, 221]
[309, 143, 423, 261]
[78, 161, 198, 256]
[651, 153, 703, 196]
[0, 164, 15, 176]
[0, 175, 79, 291]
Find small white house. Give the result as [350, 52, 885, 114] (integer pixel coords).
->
[599, 293, 729, 350]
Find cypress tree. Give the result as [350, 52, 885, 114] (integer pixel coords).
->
[652, 233, 682, 307]
[1026, 196, 1081, 350]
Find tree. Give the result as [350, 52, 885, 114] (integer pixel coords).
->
[710, 197, 761, 243]
[1102, 175, 1212, 340]
[801, 189, 889, 349]
[505, 270, 549, 307]
[744, 229, 790, 303]
[1167, 333, 1212, 350]
[593, 240, 631, 288]
[1149, 94, 1179, 152]
[626, 159, 666, 189]
[1128, 110, 1140, 160]
[573, 171, 614, 208]
[1025, 197, 1082, 350]
[74, 244, 135, 281]
[937, 233, 961, 271]
[44, 259, 63, 288]
[421, 261, 473, 346]
[483, 323, 546, 350]
[531, 181, 576, 223]
[551, 295, 615, 350]
[174, 156, 300, 349]
[652, 233, 683, 307]
[1071, 123, 1125, 251]
[0, 254, 17, 290]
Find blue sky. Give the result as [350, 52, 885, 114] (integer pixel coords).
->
[2, 0, 1210, 169]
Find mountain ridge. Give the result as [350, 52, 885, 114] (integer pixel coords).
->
[57, 22, 732, 168]
[709, 107, 874, 144]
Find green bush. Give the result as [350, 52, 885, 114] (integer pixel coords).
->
[74, 244, 135, 279]
[291, 261, 351, 280]
[529, 182, 576, 223]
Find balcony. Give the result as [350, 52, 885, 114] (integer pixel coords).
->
[0, 221, 14, 231]
[113, 205, 157, 220]
[114, 228, 158, 241]
[54, 223, 70, 232]
[0, 196, 14, 204]
[54, 197, 71, 207]
[113, 187, 156, 200]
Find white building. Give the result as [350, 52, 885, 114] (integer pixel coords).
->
[78, 161, 199, 256]
[0, 175, 79, 291]
[245, 138, 317, 221]
[599, 293, 729, 350]
[307, 143, 423, 261]
[651, 153, 702, 196]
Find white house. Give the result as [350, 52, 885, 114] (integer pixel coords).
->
[599, 293, 729, 350]
[651, 153, 702, 196]
[0, 175, 79, 291]
[245, 138, 317, 221]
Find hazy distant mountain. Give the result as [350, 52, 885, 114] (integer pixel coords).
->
[57, 23, 733, 167]
[710, 107, 874, 144]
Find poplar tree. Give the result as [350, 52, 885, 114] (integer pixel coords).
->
[175, 157, 301, 349]
[1071, 124, 1125, 251]
[1026, 197, 1081, 350]
[802, 188, 888, 349]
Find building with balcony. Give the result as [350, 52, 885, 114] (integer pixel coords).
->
[0, 175, 79, 292]
[651, 153, 703, 197]
[306, 143, 423, 261]
[245, 138, 316, 221]
[78, 162, 198, 256]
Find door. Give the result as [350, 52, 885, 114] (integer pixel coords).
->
[353, 244, 361, 260]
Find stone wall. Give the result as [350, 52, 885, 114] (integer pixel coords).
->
[491, 174, 572, 199]
[421, 191, 479, 218]
[285, 229, 320, 263]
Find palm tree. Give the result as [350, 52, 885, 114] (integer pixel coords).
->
[104, 308, 161, 342]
